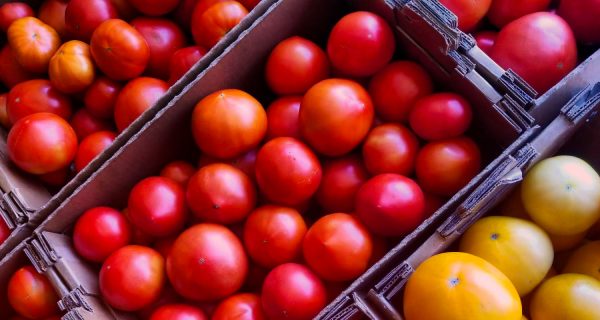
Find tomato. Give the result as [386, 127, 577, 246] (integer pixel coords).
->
[255, 137, 322, 206]
[243, 205, 306, 268]
[415, 137, 481, 196]
[316, 155, 369, 213]
[522, 156, 600, 235]
[265, 96, 302, 140]
[131, 18, 187, 80]
[490, 13, 577, 94]
[128, 0, 180, 16]
[38, 0, 68, 39]
[0, 94, 10, 129]
[8, 266, 59, 319]
[474, 31, 497, 55]
[191, 1, 248, 48]
[261, 263, 326, 320]
[488, 0, 551, 28]
[73, 206, 131, 262]
[192, 89, 266, 159]
[558, 0, 600, 45]
[186, 163, 256, 224]
[563, 241, 600, 281]
[0, 218, 9, 245]
[7, 79, 71, 124]
[300, 79, 374, 156]
[70, 108, 112, 140]
[185, 0, 228, 25]
[531, 274, 600, 320]
[84, 77, 122, 120]
[65, 0, 118, 41]
[549, 231, 587, 252]
[327, 11, 395, 77]
[149, 304, 207, 320]
[173, 0, 200, 29]
[404, 252, 521, 320]
[0, 45, 35, 88]
[212, 293, 265, 320]
[49, 40, 96, 94]
[74, 131, 116, 172]
[128, 176, 187, 237]
[362, 123, 419, 175]
[110, 0, 138, 19]
[7, 17, 60, 73]
[168, 46, 207, 85]
[438, 0, 492, 31]
[160, 161, 196, 186]
[90, 19, 150, 81]
[167, 224, 248, 301]
[355, 174, 425, 237]
[0, 2, 33, 32]
[409, 93, 473, 141]
[238, 0, 260, 10]
[38, 167, 72, 188]
[100, 245, 165, 311]
[8, 113, 78, 174]
[114, 77, 169, 132]
[423, 193, 445, 218]
[265, 36, 329, 95]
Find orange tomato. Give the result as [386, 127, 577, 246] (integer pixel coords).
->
[0, 44, 35, 88]
[7, 17, 60, 73]
[563, 241, 600, 281]
[49, 40, 96, 93]
[530, 273, 600, 319]
[191, 1, 248, 48]
[38, 0, 68, 39]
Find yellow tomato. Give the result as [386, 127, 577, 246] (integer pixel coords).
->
[522, 156, 600, 235]
[530, 273, 600, 320]
[549, 230, 587, 252]
[459, 216, 553, 296]
[403, 252, 521, 320]
[497, 185, 529, 220]
[563, 241, 600, 281]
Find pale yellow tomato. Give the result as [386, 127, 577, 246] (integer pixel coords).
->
[530, 273, 600, 320]
[563, 241, 600, 281]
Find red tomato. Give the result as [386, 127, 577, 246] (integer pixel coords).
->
[38, 167, 72, 188]
[415, 137, 481, 196]
[438, 0, 492, 31]
[150, 304, 207, 320]
[186, 163, 256, 224]
[198, 149, 257, 180]
[0, 94, 10, 129]
[265, 36, 329, 95]
[7, 17, 60, 73]
[70, 108, 112, 140]
[110, 0, 138, 19]
[303, 213, 373, 282]
[74, 131, 116, 172]
[90, 19, 150, 81]
[362, 123, 419, 175]
[356, 174, 426, 237]
[558, 0, 600, 44]
[153, 237, 176, 259]
[265, 96, 302, 140]
[0, 218, 9, 245]
[0, 45, 35, 88]
[261, 263, 326, 320]
[0, 2, 33, 32]
[65, 0, 118, 41]
[490, 12, 577, 94]
[238, 0, 260, 10]
[409, 93, 473, 141]
[167, 224, 248, 301]
[84, 77, 122, 120]
[243, 205, 307, 268]
[114, 77, 169, 132]
[183, 0, 228, 26]
[173, 0, 200, 29]
[100, 245, 165, 311]
[8, 113, 78, 174]
[131, 18, 187, 80]
[192, 89, 266, 159]
[191, 1, 248, 48]
[73, 206, 131, 262]
[7, 79, 72, 125]
[160, 161, 196, 186]
[49, 40, 96, 94]
[300, 79, 374, 156]
[424, 193, 445, 218]
[8, 266, 59, 319]
[368, 61, 433, 122]
[128, 0, 180, 16]
[128, 176, 187, 237]
[212, 293, 265, 320]
[474, 31, 497, 55]
[136, 284, 181, 320]
[255, 137, 322, 206]
[316, 155, 369, 213]
[38, 0, 68, 39]
[488, 0, 551, 28]
[327, 11, 395, 77]
[168, 46, 207, 85]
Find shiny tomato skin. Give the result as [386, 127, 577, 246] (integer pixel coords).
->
[129, 0, 180, 16]
[84, 77, 122, 119]
[265, 36, 329, 95]
[265, 96, 302, 140]
[409, 92, 473, 141]
[0, 45, 35, 88]
[327, 11, 395, 77]
[65, 0, 118, 41]
[474, 31, 497, 55]
[8, 113, 78, 174]
[74, 131, 116, 172]
[49, 40, 96, 94]
[255, 137, 322, 206]
[558, 0, 600, 44]
[212, 293, 265, 320]
[300, 79, 374, 156]
[73, 206, 131, 262]
[70, 108, 112, 141]
[167, 224, 249, 301]
[168, 46, 207, 85]
[488, 0, 551, 28]
[38, 0, 68, 39]
[416, 137, 481, 197]
[316, 155, 369, 213]
[362, 123, 419, 176]
[90, 19, 150, 81]
[149, 304, 207, 320]
[439, 0, 492, 31]
[356, 174, 426, 237]
[191, 1, 248, 48]
[160, 160, 196, 186]
[131, 17, 187, 80]
[0, 218, 9, 245]
[0, 2, 34, 32]
[8, 266, 59, 319]
[7, 17, 60, 73]
[100, 245, 165, 311]
[7, 79, 72, 124]
[114, 77, 169, 132]
[261, 263, 326, 320]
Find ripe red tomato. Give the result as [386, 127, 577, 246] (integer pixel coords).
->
[488, 0, 551, 28]
[173, 0, 200, 28]
[198, 149, 258, 182]
[74, 131, 116, 172]
[168, 46, 207, 85]
[300, 79, 374, 156]
[438, 0, 492, 31]
[84, 77, 122, 120]
[8, 266, 59, 319]
[409, 92, 473, 141]
[0, 45, 35, 88]
[474, 31, 497, 55]
[186, 163, 256, 224]
[261, 263, 326, 320]
[0, 94, 9, 129]
[90, 19, 150, 81]
[415, 137, 481, 196]
[0, 218, 9, 245]
[490, 12, 577, 94]
[7, 79, 72, 125]
[114, 77, 169, 132]
[212, 293, 265, 320]
[49, 40, 96, 94]
[243, 205, 307, 268]
[38, 0, 68, 39]
[153, 237, 176, 260]
[128, 176, 187, 237]
[265, 96, 302, 140]
[192, 89, 266, 159]
[131, 18, 187, 80]
[191, 1, 248, 48]
[327, 11, 395, 77]
[316, 155, 369, 213]
[110, 0, 138, 19]
[160, 161, 196, 186]
[265, 36, 329, 95]
[100, 245, 165, 311]
[0, 2, 33, 32]
[150, 304, 207, 320]
[167, 224, 248, 301]
[70, 108, 112, 140]
[303, 213, 373, 282]
[8, 113, 78, 174]
[356, 174, 426, 237]
[7, 17, 60, 73]
[73, 206, 131, 262]
[255, 137, 322, 206]
[128, 0, 180, 16]
[362, 123, 419, 175]
[558, 0, 600, 45]
[65, 0, 118, 41]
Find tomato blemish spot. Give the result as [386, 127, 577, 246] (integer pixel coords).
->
[449, 277, 460, 287]
[565, 183, 573, 191]
[213, 203, 220, 210]
[491, 233, 499, 240]
[198, 257, 206, 265]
